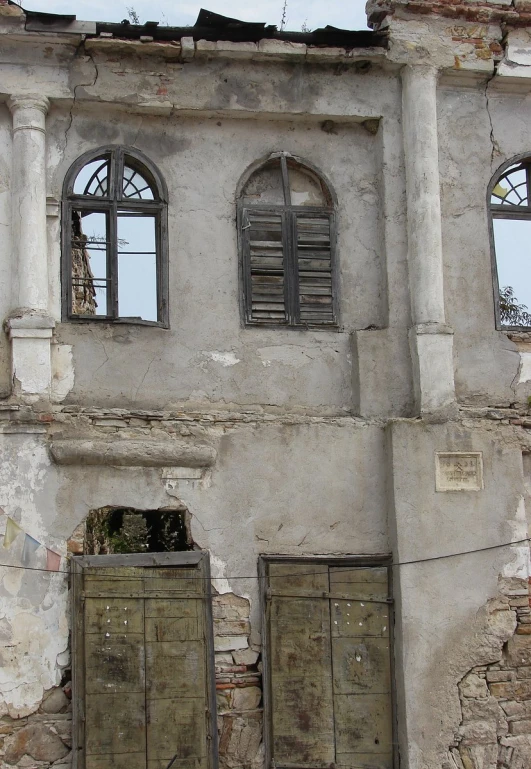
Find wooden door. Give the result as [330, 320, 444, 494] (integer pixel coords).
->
[71, 552, 217, 769]
[262, 558, 394, 769]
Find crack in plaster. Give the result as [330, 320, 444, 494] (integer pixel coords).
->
[484, 62, 501, 167]
[134, 355, 157, 400]
[63, 42, 99, 158]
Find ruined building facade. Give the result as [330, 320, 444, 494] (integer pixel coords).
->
[1, 0, 531, 767]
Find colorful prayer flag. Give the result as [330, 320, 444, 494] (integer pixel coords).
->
[46, 548, 61, 572]
[3, 517, 22, 549]
[21, 534, 41, 566]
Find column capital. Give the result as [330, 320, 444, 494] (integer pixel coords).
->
[7, 94, 50, 116]
[401, 63, 440, 84]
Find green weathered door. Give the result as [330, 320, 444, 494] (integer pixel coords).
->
[263, 559, 394, 769]
[72, 552, 217, 769]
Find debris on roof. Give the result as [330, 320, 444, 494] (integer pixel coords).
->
[18, 3, 386, 49]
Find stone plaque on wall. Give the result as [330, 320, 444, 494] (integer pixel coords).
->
[435, 452, 483, 492]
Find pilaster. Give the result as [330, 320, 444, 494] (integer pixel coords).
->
[401, 65, 456, 415]
[7, 95, 54, 397]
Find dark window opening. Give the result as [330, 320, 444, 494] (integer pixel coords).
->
[490, 158, 531, 329]
[62, 146, 168, 326]
[83, 506, 193, 555]
[238, 153, 338, 328]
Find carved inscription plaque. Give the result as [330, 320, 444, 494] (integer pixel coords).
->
[435, 452, 483, 492]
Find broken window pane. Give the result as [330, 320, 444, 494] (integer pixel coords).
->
[490, 159, 531, 328]
[65, 148, 167, 324]
[491, 164, 528, 207]
[288, 164, 329, 206]
[117, 213, 157, 321]
[122, 165, 155, 200]
[73, 158, 109, 197]
[242, 160, 285, 206]
[493, 219, 531, 327]
[71, 210, 108, 316]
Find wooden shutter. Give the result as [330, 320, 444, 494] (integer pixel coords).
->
[294, 212, 336, 326]
[263, 560, 393, 769]
[242, 209, 288, 324]
[72, 552, 217, 769]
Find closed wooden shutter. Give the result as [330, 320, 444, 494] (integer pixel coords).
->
[263, 560, 393, 769]
[294, 212, 336, 326]
[242, 209, 288, 324]
[72, 552, 217, 769]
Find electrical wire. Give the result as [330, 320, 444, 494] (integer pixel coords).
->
[0, 536, 529, 580]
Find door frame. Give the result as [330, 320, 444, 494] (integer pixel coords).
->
[71, 550, 218, 769]
[258, 553, 396, 769]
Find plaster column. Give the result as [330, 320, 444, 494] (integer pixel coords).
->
[402, 65, 456, 415]
[6, 94, 55, 396]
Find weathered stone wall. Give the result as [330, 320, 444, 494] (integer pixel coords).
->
[448, 575, 531, 769]
[214, 593, 263, 769]
[0, 687, 71, 769]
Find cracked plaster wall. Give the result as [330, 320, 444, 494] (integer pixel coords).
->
[45, 102, 388, 412]
[388, 419, 531, 768]
[0, 104, 12, 399]
[438, 82, 531, 406]
[0, 418, 388, 724]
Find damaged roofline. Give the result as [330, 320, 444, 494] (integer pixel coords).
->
[15, 2, 386, 49]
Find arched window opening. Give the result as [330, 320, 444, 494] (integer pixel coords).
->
[62, 147, 168, 325]
[490, 158, 531, 329]
[238, 153, 337, 328]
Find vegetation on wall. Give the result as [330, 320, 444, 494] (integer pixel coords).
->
[84, 507, 192, 554]
[499, 285, 531, 327]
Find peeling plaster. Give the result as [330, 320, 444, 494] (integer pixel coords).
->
[518, 351, 531, 384]
[51, 343, 75, 401]
[202, 351, 241, 367]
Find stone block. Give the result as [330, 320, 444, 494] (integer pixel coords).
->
[232, 686, 261, 712]
[460, 673, 489, 698]
[218, 712, 262, 765]
[214, 635, 249, 653]
[499, 700, 526, 717]
[506, 636, 531, 667]
[40, 689, 69, 715]
[4, 723, 70, 764]
[486, 670, 514, 683]
[181, 36, 194, 60]
[217, 689, 232, 712]
[489, 682, 515, 699]
[257, 39, 306, 58]
[459, 720, 497, 745]
[458, 743, 498, 769]
[509, 719, 531, 735]
[214, 618, 251, 635]
[461, 696, 503, 722]
[233, 649, 259, 666]
[212, 594, 250, 621]
[516, 666, 531, 679]
[514, 680, 531, 700]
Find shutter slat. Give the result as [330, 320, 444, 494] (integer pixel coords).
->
[295, 212, 335, 326]
[244, 209, 287, 323]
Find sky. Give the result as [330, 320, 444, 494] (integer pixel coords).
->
[19, 0, 370, 31]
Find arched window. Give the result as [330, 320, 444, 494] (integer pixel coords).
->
[238, 153, 337, 327]
[489, 157, 531, 329]
[62, 147, 168, 325]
